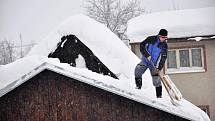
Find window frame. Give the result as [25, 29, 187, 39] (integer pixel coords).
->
[164, 45, 207, 74]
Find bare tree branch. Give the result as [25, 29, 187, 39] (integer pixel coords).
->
[84, 0, 144, 41]
[0, 39, 15, 64]
[0, 38, 36, 65]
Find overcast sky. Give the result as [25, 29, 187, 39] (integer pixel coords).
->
[0, 0, 215, 45]
[0, 0, 84, 45]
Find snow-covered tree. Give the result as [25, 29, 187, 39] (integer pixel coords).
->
[0, 37, 36, 65]
[0, 40, 16, 65]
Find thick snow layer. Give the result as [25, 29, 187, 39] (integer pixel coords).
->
[0, 14, 210, 120]
[28, 14, 139, 80]
[127, 7, 215, 43]
[0, 55, 210, 121]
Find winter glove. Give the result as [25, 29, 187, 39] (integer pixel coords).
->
[152, 68, 160, 76]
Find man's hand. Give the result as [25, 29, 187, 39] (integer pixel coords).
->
[153, 68, 160, 76]
[147, 56, 151, 61]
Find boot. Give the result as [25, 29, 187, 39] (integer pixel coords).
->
[156, 86, 162, 98]
[135, 78, 142, 89]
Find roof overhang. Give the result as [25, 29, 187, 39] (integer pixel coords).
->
[0, 60, 204, 121]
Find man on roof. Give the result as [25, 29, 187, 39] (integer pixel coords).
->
[134, 29, 168, 98]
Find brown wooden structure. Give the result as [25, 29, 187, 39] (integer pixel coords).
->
[0, 70, 188, 121]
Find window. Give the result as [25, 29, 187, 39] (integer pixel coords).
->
[167, 51, 176, 68]
[192, 49, 202, 67]
[166, 47, 205, 74]
[179, 50, 190, 67]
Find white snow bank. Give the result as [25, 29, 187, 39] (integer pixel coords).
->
[27, 14, 139, 80]
[0, 55, 210, 121]
[127, 7, 215, 43]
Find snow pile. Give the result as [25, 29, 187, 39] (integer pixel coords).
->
[0, 14, 210, 121]
[0, 55, 59, 90]
[28, 14, 139, 80]
[127, 7, 215, 43]
[187, 36, 215, 41]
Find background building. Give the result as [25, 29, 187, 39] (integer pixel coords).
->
[127, 7, 215, 120]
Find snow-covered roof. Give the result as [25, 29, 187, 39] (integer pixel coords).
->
[0, 55, 210, 121]
[28, 14, 139, 79]
[127, 7, 215, 43]
[0, 14, 210, 121]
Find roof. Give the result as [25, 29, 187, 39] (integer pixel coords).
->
[0, 14, 210, 121]
[0, 55, 210, 121]
[127, 7, 215, 43]
[27, 14, 139, 79]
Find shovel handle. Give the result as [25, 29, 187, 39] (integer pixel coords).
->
[148, 60, 163, 76]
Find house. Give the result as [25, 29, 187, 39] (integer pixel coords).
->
[127, 7, 215, 121]
[0, 14, 210, 121]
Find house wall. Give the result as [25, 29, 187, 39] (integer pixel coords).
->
[0, 70, 188, 121]
[130, 39, 215, 121]
[167, 39, 215, 121]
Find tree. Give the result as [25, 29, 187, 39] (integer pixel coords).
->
[0, 39, 16, 65]
[84, 0, 144, 41]
[0, 37, 36, 65]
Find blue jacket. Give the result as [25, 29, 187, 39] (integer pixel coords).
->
[140, 36, 168, 70]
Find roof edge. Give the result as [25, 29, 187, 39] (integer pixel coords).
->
[0, 62, 200, 121]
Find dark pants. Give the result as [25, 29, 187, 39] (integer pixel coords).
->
[134, 60, 162, 97]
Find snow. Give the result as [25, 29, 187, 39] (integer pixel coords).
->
[75, 54, 87, 69]
[61, 38, 67, 47]
[187, 36, 215, 41]
[188, 37, 203, 41]
[127, 7, 215, 43]
[28, 14, 139, 80]
[0, 14, 210, 121]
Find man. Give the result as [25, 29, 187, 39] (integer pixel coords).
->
[134, 29, 168, 98]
